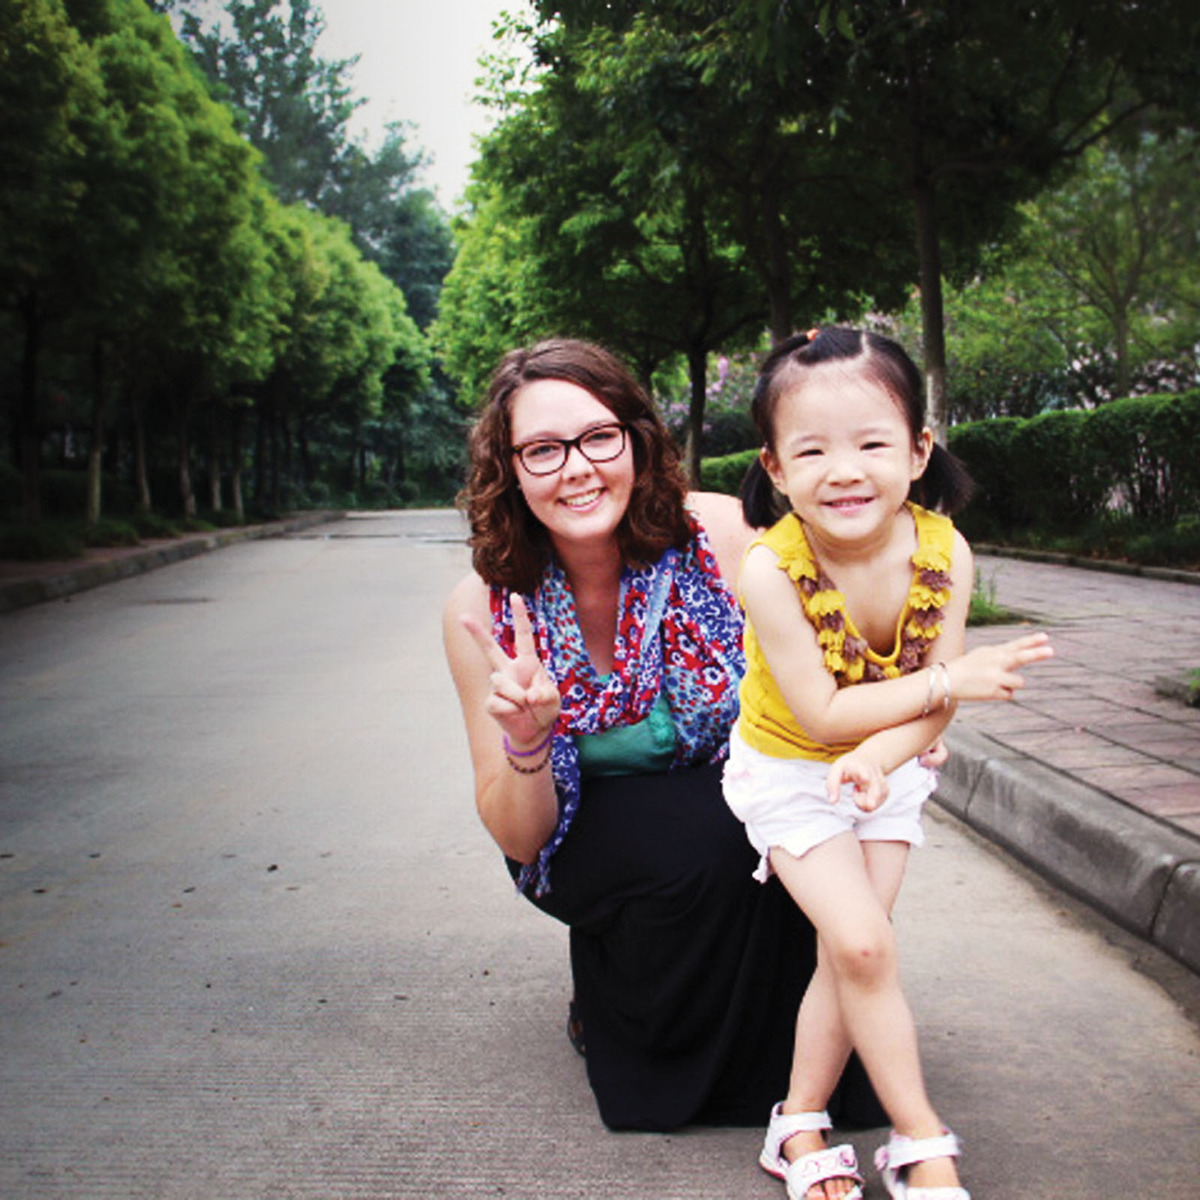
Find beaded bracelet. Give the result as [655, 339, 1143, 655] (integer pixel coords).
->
[503, 729, 554, 758]
[505, 750, 552, 775]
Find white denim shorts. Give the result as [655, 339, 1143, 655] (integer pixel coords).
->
[722, 727, 936, 882]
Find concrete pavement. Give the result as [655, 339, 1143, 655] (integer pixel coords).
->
[0, 511, 344, 614]
[2, 510, 1198, 1199]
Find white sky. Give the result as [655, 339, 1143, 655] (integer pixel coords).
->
[316, 1, 533, 211]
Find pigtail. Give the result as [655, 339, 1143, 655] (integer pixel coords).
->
[912, 442, 974, 516]
[740, 455, 789, 529]
[739, 333, 820, 530]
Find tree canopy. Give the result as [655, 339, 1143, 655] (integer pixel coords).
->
[433, 0, 1200, 457]
[1, 0, 458, 529]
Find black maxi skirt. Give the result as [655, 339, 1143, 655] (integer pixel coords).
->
[508, 762, 883, 1132]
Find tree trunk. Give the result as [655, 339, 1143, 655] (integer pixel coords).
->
[281, 411, 293, 507]
[132, 393, 152, 513]
[208, 404, 222, 513]
[269, 402, 280, 515]
[1114, 310, 1131, 399]
[685, 343, 708, 486]
[913, 172, 948, 443]
[297, 415, 313, 487]
[177, 399, 196, 519]
[86, 339, 106, 527]
[254, 400, 268, 510]
[760, 173, 792, 344]
[905, 45, 948, 444]
[230, 408, 245, 522]
[18, 293, 43, 526]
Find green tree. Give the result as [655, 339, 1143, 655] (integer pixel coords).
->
[536, 2, 913, 343]
[0, 0, 102, 521]
[83, 0, 279, 522]
[446, 12, 775, 480]
[431, 188, 554, 409]
[1022, 129, 1200, 400]
[535, 2, 1200, 435]
[324, 123, 455, 332]
[743, 0, 1200, 434]
[248, 204, 429, 509]
[178, 0, 361, 209]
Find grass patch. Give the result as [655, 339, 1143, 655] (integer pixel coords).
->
[967, 568, 1021, 626]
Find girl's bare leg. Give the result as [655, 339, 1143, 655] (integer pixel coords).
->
[773, 835, 961, 1194]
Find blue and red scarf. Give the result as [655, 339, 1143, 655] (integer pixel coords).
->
[490, 515, 745, 896]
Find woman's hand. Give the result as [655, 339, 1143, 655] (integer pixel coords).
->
[947, 631, 1054, 703]
[460, 594, 561, 748]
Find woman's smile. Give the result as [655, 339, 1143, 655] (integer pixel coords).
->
[561, 487, 605, 510]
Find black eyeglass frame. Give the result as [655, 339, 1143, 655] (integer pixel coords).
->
[510, 422, 629, 476]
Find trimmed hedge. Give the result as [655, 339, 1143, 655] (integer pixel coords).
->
[700, 448, 758, 497]
[700, 392, 1200, 566]
[950, 390, 1200, 537]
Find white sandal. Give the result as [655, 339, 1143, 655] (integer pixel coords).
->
[759, 1103, 864, 1200]
[874, 1129, 971, 1200]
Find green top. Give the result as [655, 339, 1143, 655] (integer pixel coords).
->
[575, 692, 677, 778]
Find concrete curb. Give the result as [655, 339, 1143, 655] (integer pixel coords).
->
[0, 511, 345, 615]
[935, 726, 1200, 974]
[973, 543, 1200, 587]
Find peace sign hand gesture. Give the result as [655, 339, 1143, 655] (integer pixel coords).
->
[460, 594, 560, 749]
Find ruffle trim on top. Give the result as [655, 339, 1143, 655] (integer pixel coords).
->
[782, 506, 951, 686]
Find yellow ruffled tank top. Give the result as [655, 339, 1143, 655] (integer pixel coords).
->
[737, 503, 955, 762]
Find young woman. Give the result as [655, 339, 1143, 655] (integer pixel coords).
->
[444, 338, 883, 1132]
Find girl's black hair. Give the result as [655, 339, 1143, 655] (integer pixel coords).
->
[740, 326, 974, 528]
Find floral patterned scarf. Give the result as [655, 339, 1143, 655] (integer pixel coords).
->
[490, 515, 745, 896]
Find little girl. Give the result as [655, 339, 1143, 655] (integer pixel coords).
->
[723, 327, 1053, 1200]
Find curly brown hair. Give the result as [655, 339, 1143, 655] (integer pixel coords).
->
[461, 339, 692, 593]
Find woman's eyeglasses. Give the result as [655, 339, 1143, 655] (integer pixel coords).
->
[512, 423, 628, 476]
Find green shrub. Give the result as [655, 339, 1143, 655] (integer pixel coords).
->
[39, 470, 90, 518]
[178, 517, 217, 534]
[949, 417, 1023, 538]
[700, 448, 758, 497]
[0, 460, 21, 519]
[1009, 409, 1107, 528]
[129, 511, 183, 539]
[0, 521, 83, 561]
[1084, 391, 1200, 523]
[949, 392, 1200, 560]
[197, 508, 244, 528]
[1126, 518, 1200, 567]
[79, 518, 140, 548]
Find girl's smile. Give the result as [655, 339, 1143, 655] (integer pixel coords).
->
[763, 364, 932, 556]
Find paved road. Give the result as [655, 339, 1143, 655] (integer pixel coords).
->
[2, 510, 1198, 1199]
